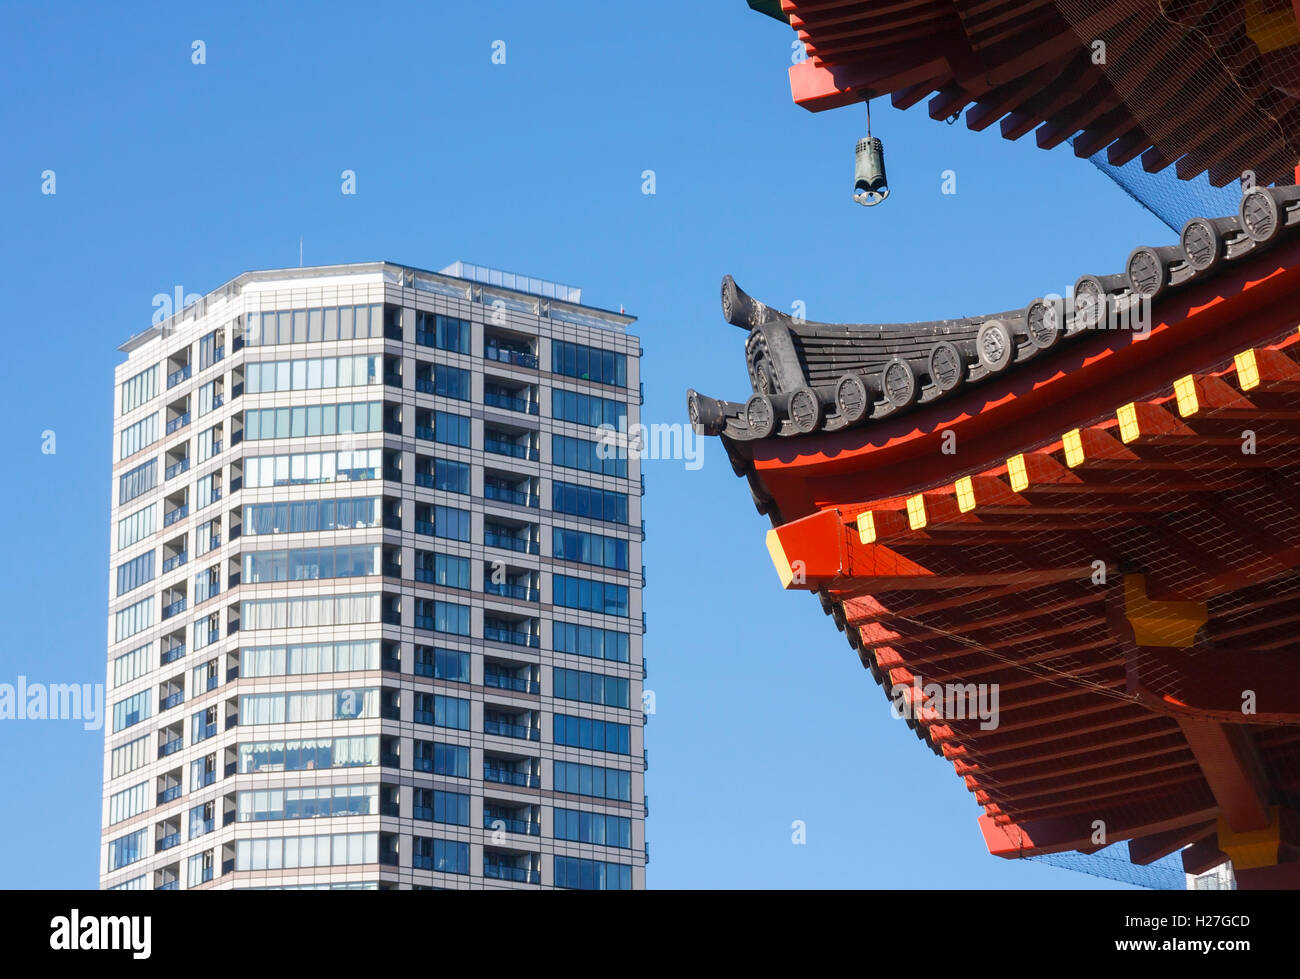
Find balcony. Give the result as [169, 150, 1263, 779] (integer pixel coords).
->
[165, 413, 190, 435]
[484, 346, 538, 369]
[381, 751, 402, 769]
[167, 364, 191, 388]
[415, 520, 434, 536]
[156, 880, 179, 891]
[414, 377, 435, 395]
[415, 425, 435, 441]
[483, 626, 539, 648]
[211, 394, 224, 410]
[162, 552, 188, 574]
[484, 581, 539, 602]
[161, 643, 185, 665]
[159, 738, 183, 758]
[483, 767, 540, 789]
[483, 862, 540, 884]
[414, 472, 434, 488]
[196, 721, 217, 741]
[484, 390, 538, 414]
[198, 769, 216, 788]
[384, 372, 402, 388]
[484, 437, 538, 461]
[160, 692, 184, 711]
[162, 599, 187, 620]
[156, 833, 181, 851]
[483, 531, 537, 555]
[483, 484, 538, 508]
[165, 458, 191, 480]
[163, 505, 189, 527]
[484, 815, 540, 836]
[157, 786, 182, 805]
[483, 719, 540, 741]
[484, 673, 540, 694]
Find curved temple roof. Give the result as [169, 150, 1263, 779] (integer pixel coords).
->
[688, 185, 1300, 442]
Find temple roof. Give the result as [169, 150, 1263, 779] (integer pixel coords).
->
[758, 0, 1300, 188]
[688, 185, 1300, 442]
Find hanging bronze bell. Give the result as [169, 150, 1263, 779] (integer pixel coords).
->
[853, 135, 889, 206]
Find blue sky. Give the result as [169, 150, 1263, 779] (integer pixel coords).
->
[0, 1, 1176, 888]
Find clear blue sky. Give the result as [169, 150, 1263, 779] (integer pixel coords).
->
[0, 0, 1176, 889]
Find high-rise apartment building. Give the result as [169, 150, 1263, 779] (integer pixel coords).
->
[101, 261, 646, 890]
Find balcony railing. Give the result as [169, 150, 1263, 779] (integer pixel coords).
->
[198, 769, 216, 787]
[165, 458, 191, 480]
[381, 752, 402, 769]
[484, 346, 538, 369]
[483, 863, 540, 884]
[483, 767, 540, 788]
[159, 738, 183, 758]
[157, 785, 182, 805]
[483, 484, 536, 507]
[414, 472, 434, 488]
[156, 880, 179, 891]
[483, 531, 537, 554]
[484, 582, 539, 602]
[484, 673, 540, 694]
[162, 552, 188, 573]
[414, 377, 435, 394]
[415, 425, 435, 441]
[484, 438, 538, 461]
[161, 643, 185, 665]
[484, 815, 540, 836]
[156, 833, 181, 851]
[483, 718, 540, 740]
[484, 390, 538, 414]
[195, 722, 217, 741]
[415, 520, 434, 536]
[167, 364, 191, 388]
[384, 372, 403, 388]
[160, 692, 184, 711]
[483, 626, 539, 648]
[163, 505, 188, 527]
[162, 599, 187, 619]
[210, 394, 224, 410]
[165, 412, 190, 435]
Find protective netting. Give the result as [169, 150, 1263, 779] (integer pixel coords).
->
[1074, 138, 1245, 233]
[1055, 0, 1300, 230]
[1029, 844, 1188, 889]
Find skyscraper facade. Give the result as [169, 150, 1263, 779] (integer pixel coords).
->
[101, 261, 646, 889]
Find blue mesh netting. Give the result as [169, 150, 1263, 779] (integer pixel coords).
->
[1073, 136, 1248, 234]
[1028, 844, 1188, 889]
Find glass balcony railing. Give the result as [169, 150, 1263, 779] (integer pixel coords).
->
[157, 785, 182, 805]
[484, 347, 538, 369]
[484, 438, 538, 461]
[163, 505, 188, 527]
[483, 718, 540, 740]
[483, 767, 540, 789]
[484, 390, 538, 414]
[414, 472, 434, 488]
[484, 582, 539, 602]
[167, 364, 191, 388]
[415, 520, 434, 536]
[165, 413, 190, 435]
[165, 458, 190, 480]
[161, 644, 185, 665]
[159, 738, 183, 758]
[160, 692, 184, 711]
[483, 626, 539, 648]
[162, 599, 187, 619]
[483, 863, 540, 884]
[156, 880, 179, 891]
[162, 552, 188, 573]
[156, 833, 181, 851]
[483, 531, 537, 554]
[483, 484, 538, 507]
[415, 425, 435, 441]
[414, 377, 435, 395]
[483, 673, 540, 694]
[483, 816, 540, 836]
